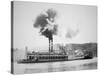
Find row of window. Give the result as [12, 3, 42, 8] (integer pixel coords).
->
[27, 56, 67, 60]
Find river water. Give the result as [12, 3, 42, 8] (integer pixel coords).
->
[14, 57, 97, 74]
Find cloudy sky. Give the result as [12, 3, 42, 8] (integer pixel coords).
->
[13, 1, 97, 50]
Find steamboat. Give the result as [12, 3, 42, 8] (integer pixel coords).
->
[18, 52, 68, 63]
[17, 48, 93, 63]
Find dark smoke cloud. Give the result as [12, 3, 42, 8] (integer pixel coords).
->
[34, 14, 48, 28]
[33, 8, 58, 39]
[46, 8, 57, 19]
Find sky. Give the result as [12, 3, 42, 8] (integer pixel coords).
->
[13, 1, 97, 50]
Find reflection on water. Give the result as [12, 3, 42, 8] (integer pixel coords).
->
[14, 58, 97, 74]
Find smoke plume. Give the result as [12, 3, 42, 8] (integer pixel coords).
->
[33, 8, 79, 42]
[34, 14, 48, 28]
[66, 26, 79, 39]
[33, 8, 58, 39]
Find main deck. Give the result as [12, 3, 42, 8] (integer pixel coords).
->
[18, 53, 68, 63]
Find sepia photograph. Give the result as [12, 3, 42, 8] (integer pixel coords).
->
[11, 1, 97, 74]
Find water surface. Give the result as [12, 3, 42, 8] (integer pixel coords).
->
[14, 57, 97, 74]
